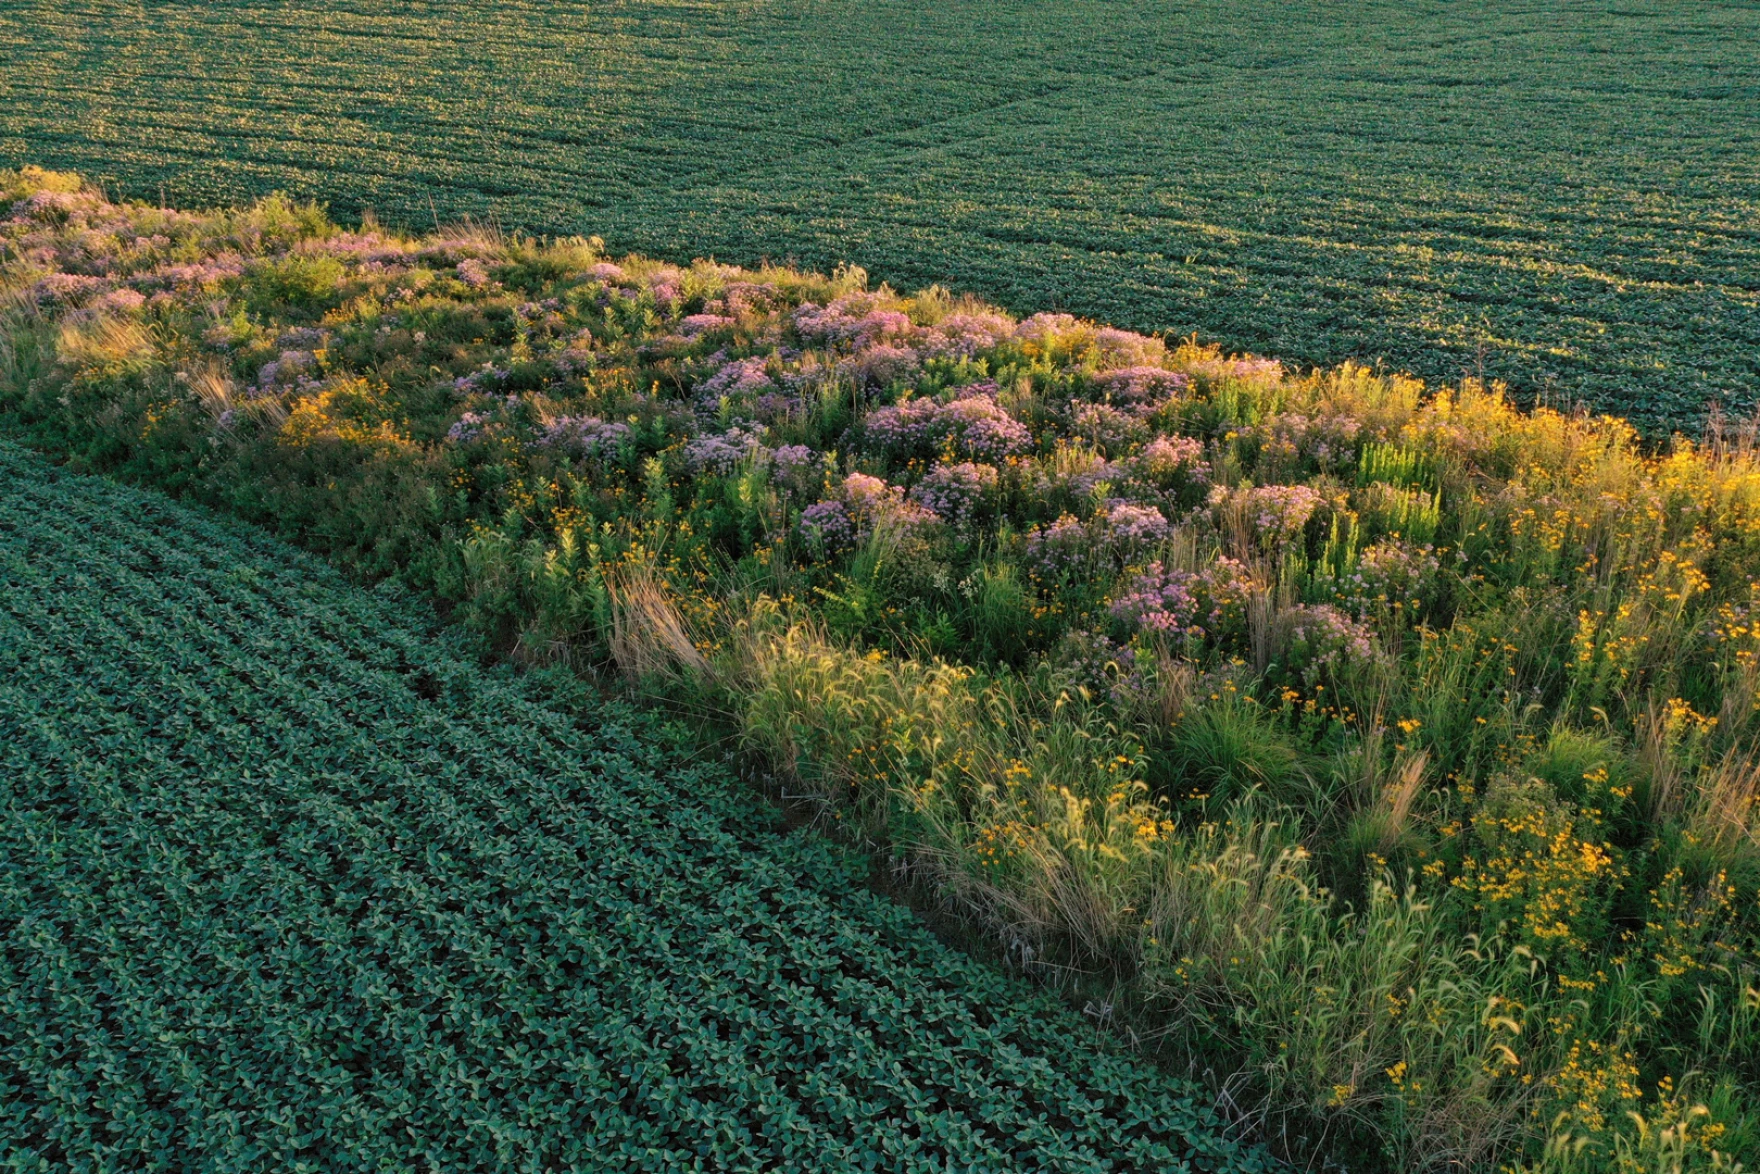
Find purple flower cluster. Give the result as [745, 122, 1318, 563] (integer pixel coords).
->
[149, 258, 244, 291]
[539, 415, 631, 457]
[862, 397, 951, 457]
[455, 259, 492, 289]
[841, 472, 894, 516]
[1070, 402, 1147, 453]
[713, 280, 776, 317]
[838, 343, 920, 389]
[275, 326, 330, 350]
[839, 472, 937, 536]
[515, 298, 567, 334]
[1253, 411, 1365, 472]
[680, 313, 735, 337]
[1090, 327, 1167, 368]
[85, 287, 147, 316]
[770, 444, 822, 495]
[697, 356, 775, 402]
[1024, 515, 1094, 580]
[798, 500, 854, 554]
[447, 411, 489, 443]
[258, 350, 318, 390]
[303, 232, 409, 267]
[1014, 312, 1083, 350]
[772, 444, 817, 475]
[910, 462, 1000, 529]
[1231, 357, 1283, 382]
[1030, 447, 1123, 501]
[684, 425, 765, 474]
[9, 188, 103, 222]
[1134, 434, 1209, 488]
[453, 365, 512, 396]
[1050, 628, 1146, 704]
[1110, 564, 1202, 636]
[646, 270, 684, 307]
[28, 272, 106, 303]
[414, 237, 493, 265]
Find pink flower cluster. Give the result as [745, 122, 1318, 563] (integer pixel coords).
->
[792, 294, 912, 348]
[1110, 557, 1257, 640]
[843, 472, 936, 533]
[910, 462, 1000, 528]
[1225, 483, 1324, 547]
[680, 313, 735, 337]
[455, 259, 492, 289]
[1134, 434, 1209, 487]
[799, 471, 939, 553]
[839, 343, 921, 388]
[1105, 502, 1172, 544]
[28, 272, 106, 303]
[147, 259, 244, 290]
[919, 311, 1015, 359]
[8, 188, 105, 222]
[1281, 604, 1380, 683]
[1321, 540, 1441, 616]
[864, 391, 1031, 461]
[697, 356, 775, 402]
[1253, 410, 1365, 472]
[1092, 366, 1189, 409]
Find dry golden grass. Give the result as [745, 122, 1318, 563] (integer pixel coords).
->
[605, 560, 710, 683]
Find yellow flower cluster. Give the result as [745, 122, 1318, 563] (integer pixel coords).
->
[1453, 785, 1620, 957]
[1546, 1037, 1642, 1136]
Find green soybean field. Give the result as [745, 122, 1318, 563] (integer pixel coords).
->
[0, 441, 1270, 1172]
[2, 0, 1756, 434]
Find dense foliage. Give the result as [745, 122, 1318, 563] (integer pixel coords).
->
[0, 440, 1271, 1172]
[2, 1, 1756, 433]
[3, 169, 1758, 1171]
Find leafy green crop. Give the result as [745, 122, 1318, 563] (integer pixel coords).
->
[0, 441, 1270, 1172]
[2, 0, 1755, 434]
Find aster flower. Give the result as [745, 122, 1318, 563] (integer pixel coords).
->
[910, 462, 1000, 529]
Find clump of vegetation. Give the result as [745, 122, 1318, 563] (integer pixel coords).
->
[4, 166, 1757, 1172]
